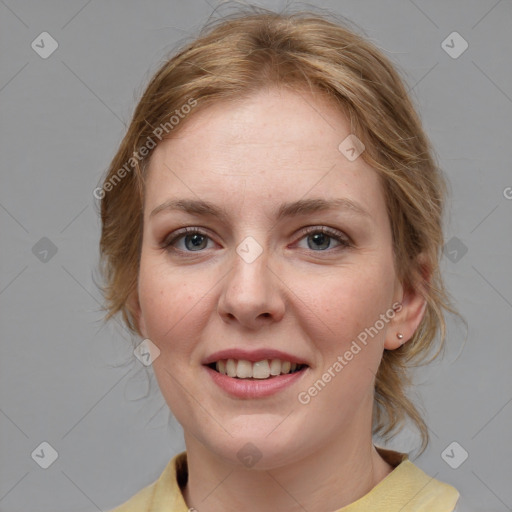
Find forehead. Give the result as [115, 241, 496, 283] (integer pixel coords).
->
[153, 88, 349, 164]
[144, 87, 385, 220]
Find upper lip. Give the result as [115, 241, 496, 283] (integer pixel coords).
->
[202, 348, 310, 366]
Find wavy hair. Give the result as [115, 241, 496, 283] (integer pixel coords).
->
[98, 6, 459, 454]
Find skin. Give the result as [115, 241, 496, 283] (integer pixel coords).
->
[131, 87, 427, 511]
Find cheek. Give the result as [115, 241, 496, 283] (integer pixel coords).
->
[315, 260, 395, 336]
[299, 265, 395, 409]
[137, 257, 211, 351]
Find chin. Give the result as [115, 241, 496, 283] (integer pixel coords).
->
[196, 422, 311, 470]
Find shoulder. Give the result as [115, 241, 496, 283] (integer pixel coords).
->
[358, 447, 460, 511]
[106, 452, 189, 512]
[393, 459, 460, 510]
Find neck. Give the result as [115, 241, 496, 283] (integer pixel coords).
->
[182, 431, 393, 511]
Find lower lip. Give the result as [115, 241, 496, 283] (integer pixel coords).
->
[204, 365, 308, 399]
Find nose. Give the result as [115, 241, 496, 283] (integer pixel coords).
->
[217, 243, 286, 330]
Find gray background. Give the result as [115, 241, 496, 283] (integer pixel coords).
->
[1, 0, 511, 511]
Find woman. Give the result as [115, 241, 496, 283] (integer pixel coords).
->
[100, 7, 460, 511]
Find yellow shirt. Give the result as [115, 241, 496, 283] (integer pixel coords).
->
[108, 447, 460, 511]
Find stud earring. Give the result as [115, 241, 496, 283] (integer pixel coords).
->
[396, 333, 404, 340]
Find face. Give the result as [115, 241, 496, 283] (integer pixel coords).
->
[135, 87, 406, 469]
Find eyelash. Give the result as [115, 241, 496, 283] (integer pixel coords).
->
[160, 226, 352, 256]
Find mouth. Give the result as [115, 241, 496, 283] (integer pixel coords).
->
[206, 359, 308, 380]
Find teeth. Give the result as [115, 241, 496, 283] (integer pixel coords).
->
[226, 359, 237, 377]
[217, 360, 226, 374]
[214, 358, 304, 379]
[236, 360, 252, 379]
[269, 359, 281, 376]
[252, 360, 270, 379]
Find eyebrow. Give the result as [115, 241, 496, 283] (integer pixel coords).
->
[150, 197, 371, 222]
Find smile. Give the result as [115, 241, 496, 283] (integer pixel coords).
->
[208, 358, 307, 379]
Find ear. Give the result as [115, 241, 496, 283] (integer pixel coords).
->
[385, 255, 430, 350]
[126, 289, 147, 339]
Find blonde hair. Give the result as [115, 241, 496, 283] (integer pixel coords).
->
[98, 6, 458, 454]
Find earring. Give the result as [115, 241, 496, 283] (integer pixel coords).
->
[396, 333, 404, 340]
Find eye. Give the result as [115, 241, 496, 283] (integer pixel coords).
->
[295, 226, 351, 251]
[161, 227, 214, 253]
[161, 225, 351, 256]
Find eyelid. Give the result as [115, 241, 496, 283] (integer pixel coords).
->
[161, 226, 214, 248]
[293, 225, 352, 247]
[161, 225, 352, 254]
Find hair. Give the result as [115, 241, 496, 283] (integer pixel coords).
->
[98, 5, 459, 455]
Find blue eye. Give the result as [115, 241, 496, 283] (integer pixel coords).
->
[163, 228, 213, 252]
[296, 227, 350, 251]
[162, 226, 351, 256]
